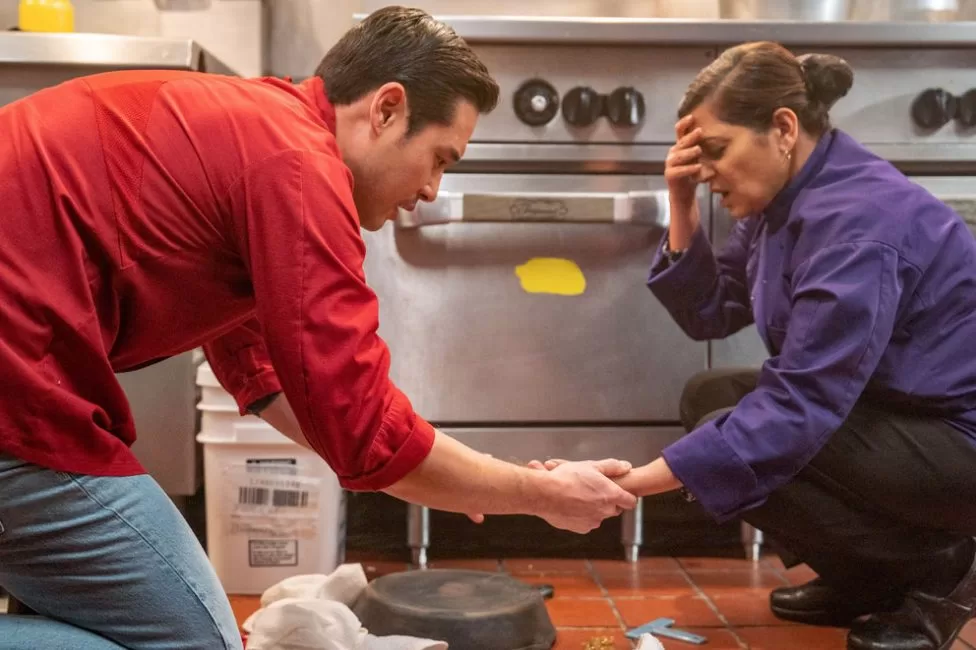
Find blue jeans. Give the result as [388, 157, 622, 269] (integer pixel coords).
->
[0, 454, 243, 650]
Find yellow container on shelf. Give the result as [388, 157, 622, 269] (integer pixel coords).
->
[18, 0, 75, 33]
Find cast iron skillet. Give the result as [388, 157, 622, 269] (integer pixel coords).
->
[354, 569, 556, 649]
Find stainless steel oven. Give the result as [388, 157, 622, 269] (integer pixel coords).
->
[358, 15, 976, 567]
[366, 175, 701, 425]
[364, 177, 704, 566]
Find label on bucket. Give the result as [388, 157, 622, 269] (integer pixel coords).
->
[249, 539, 298, 567]
[230, 460, 321, 516]
[222, 460, 323, 542]
[245, 458, 298, 475]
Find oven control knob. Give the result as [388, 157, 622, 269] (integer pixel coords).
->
[607, 86, 646, 127]
[562, 86, 602, 127]
[957, 89, 976, 129]
[911, 88, 957, 129]
[513, 79, 559, 127]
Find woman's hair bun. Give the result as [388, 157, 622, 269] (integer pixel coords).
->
[797, 52, 854, 109]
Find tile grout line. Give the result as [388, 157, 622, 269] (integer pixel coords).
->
[676, 560, 751, 650]
[586, 558, 638, 649]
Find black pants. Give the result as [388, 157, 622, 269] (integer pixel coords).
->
[681, 369, 976, 597]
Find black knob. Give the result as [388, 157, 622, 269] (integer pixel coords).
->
[911, 88, 957, 130]
[562, 86, 602, 127]
[606, 86, 646, 127]
[957, 89, 976, 129]
[513, 79, 559, 127]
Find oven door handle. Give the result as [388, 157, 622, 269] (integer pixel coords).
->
[396, 190, 672, 228]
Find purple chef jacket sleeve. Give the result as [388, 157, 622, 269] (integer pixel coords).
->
[647, 220, 756, 340]
[662, 241, 904, 521]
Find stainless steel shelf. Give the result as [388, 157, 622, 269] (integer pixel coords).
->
[352, 16, 976, 48]
[0, 32, 234, 74]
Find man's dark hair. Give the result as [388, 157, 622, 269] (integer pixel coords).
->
[315, 6, 499, 135]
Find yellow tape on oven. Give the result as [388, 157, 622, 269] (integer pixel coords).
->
[515, 258, 586, 296]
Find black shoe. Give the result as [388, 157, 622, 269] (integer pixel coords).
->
[847, 543, 976, 650]
[770, 578, 901, 627]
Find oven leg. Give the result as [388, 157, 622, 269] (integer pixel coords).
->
[621, 497, 644, 563]
[407, 503, 430, 569]
[741, 521, 764, 562]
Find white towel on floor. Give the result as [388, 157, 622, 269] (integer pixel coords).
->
[241, 564, 447, 650]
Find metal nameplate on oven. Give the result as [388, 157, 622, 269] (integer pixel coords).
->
[397, 190, 671, 228]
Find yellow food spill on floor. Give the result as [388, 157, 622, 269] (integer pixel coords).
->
[514, 258, 586, 296]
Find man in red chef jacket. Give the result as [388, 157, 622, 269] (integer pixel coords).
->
[0, 7, 636, 649]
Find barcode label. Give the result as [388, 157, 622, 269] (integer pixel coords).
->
[238, 487, 311, 508]
[228, 461, 321, 520]
[273, 490, 310, 508]
[239, 487, 270, 505]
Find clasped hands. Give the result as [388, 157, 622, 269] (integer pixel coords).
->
[468, 456, 643, 535]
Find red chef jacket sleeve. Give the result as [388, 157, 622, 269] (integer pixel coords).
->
[221, 147, 435, 491]
[203, 318, 282, 415]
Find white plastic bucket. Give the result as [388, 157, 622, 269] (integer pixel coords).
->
[196, 363, 346, 595]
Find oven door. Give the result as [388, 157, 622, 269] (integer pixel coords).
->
[360, 174, 708, 424]
[708, 175, 976, 370]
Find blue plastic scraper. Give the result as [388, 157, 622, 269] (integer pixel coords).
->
[625, 617, 708, 645]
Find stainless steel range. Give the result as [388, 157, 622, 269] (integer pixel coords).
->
[358, 16, 976, 567]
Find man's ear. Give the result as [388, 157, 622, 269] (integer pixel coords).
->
[369, 82, 408, 135]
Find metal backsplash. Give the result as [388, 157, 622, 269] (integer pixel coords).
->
[357, 0, 976, 21]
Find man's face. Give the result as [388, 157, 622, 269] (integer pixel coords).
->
[350, 92, 477, 231]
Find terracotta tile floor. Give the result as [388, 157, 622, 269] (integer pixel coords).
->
[228, 555, 976, 649]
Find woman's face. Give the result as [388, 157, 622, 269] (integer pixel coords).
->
[690, 102, 796, 219]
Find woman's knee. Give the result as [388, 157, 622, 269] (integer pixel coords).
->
[679, 368, 759, 431]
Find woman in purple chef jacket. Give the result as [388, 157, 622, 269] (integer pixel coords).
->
[607, 41, 976, 650]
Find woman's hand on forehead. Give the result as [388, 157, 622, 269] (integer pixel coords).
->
[676, 114, 697, 138]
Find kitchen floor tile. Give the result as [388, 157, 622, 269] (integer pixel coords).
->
[518, 574, 605, 599]
[736, 624, 848, 649]
[546, 598, 620, 627]
[708, 592, 797, 627]
[552, 628, 631, 649]
[591, 558, 683, 575]
[228, 595, 261, 628]
[656, 627, 743, 649]
[759, 555, 788, 571]
[504, 558, 592, 575]
[613, 594, 724, 628]
[359, 560, 410, 579]
[600, 572, 696, 598]
[961, 620, 976, 645]
[678, 557, 762, 571]
[227, 553, 931, 650]
[425, 559, 502, 571]
[686, 569, 788, 595]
